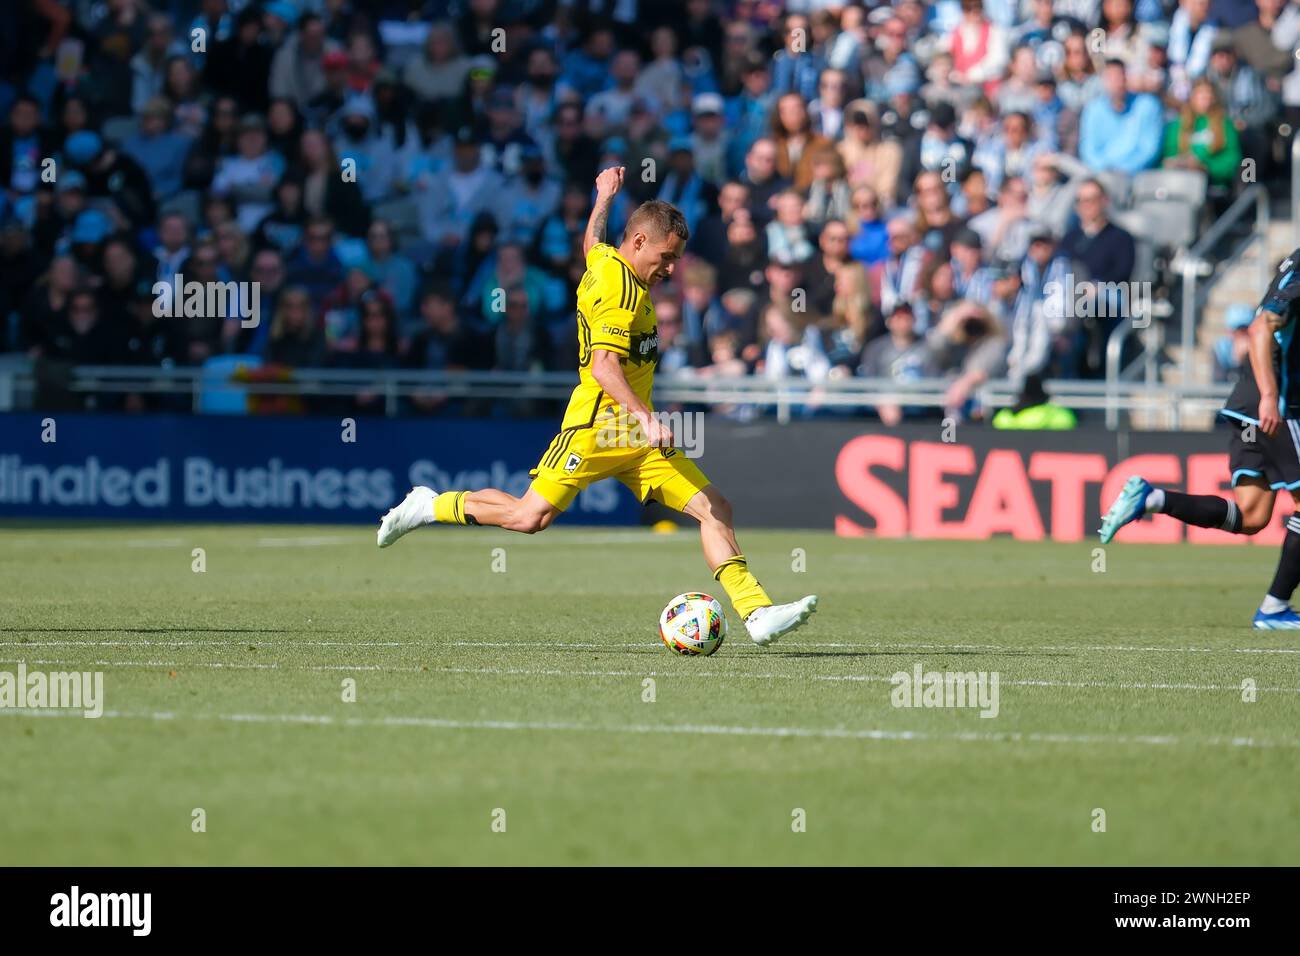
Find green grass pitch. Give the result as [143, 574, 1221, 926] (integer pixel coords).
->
[2, 522, 1298, 865]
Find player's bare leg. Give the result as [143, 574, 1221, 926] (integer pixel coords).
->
[377, 486, 559, 546]
[680, 485, 817, 646]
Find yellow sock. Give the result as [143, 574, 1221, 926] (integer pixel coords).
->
[713, 554, 771, 621]
[433, 490, 476, 525]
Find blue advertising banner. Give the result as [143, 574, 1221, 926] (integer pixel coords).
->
[0, 414, 640, 525]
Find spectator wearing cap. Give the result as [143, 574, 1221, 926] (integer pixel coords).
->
[1214, 303, 1255, 382]
[658, 136, 714, 235]
[64, 130, 156, 229]
[206, 6, 274, 115]
[307, 49, 354, 127]
[420, 127, 504, 247]
[403, 22, 470, 104]
[689, 93, 729, 186]
[847, 185, 889, 266]
[838, 101, 903, 209]
[950, 227, 996, 306]
[122, 97, 194, 203]
[212, 114, 288, 233]
[269, 13, 338, 111]
[1168, 0, 1220, 99]
[1160, 77, 1242, 187]
[1007, 225, 1071, 381]
[771, 93, 833, 193]
[333, 98, 403, 204]
[771, 13, 826, 104]
[859, 302, 938, 426]
[482, 89, 540, 177]
[900, 101, 972, 204]
[1129, 22, 1171, 96]
[947, 0, 1009, 97]
[1079, 59, 1164, 175]
[496, 142, 561, 245]
[1205, 35, 1276, 145]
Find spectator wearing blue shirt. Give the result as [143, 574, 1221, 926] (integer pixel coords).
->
[122, 97, 193, 203]
[1079, 60, 1165, 175]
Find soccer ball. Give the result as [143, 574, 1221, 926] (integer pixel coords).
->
[659, 592, 727, 656]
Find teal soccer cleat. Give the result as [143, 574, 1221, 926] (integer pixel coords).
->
[1098, 476, 1153, 544]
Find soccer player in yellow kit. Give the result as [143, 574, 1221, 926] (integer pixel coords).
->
[378, 167, 817, 645]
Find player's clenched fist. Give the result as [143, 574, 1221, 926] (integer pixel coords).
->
[595, 165, 624, 198]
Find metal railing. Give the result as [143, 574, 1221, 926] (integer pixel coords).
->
[0, 361, 1233, 427]
[1177, 183, 1270, 385]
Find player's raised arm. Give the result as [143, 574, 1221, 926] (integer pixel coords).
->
[1250, 308, 1285, 436]
[583, 166, 624, 257]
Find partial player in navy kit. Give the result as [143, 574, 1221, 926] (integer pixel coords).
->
[1099, 249, 1300, 628]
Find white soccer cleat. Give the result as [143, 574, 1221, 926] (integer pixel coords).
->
[377, 486, 436, 548]
[745, 595, 818, 647]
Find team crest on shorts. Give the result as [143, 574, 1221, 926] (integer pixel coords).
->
[563, 452, 583, 474]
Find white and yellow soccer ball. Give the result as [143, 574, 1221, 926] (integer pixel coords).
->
[659, 592, 727, 656]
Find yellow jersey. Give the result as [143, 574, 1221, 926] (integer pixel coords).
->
[560, 242, 659, 430]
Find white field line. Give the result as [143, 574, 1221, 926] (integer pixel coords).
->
[1, 657, 1297, 695]
[0, 706, 1294, 750]
[4, 638, 1300, 656]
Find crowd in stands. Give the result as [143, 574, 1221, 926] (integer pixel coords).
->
[0, 0, 1291, 419]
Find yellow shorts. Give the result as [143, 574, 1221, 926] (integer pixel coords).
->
[528, 422, 711, 513]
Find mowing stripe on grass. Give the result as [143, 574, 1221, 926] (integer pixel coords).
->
[2, 657, 1297, 695]
[0, 706, 1296, 750]
[4, 638, 1300, 655]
